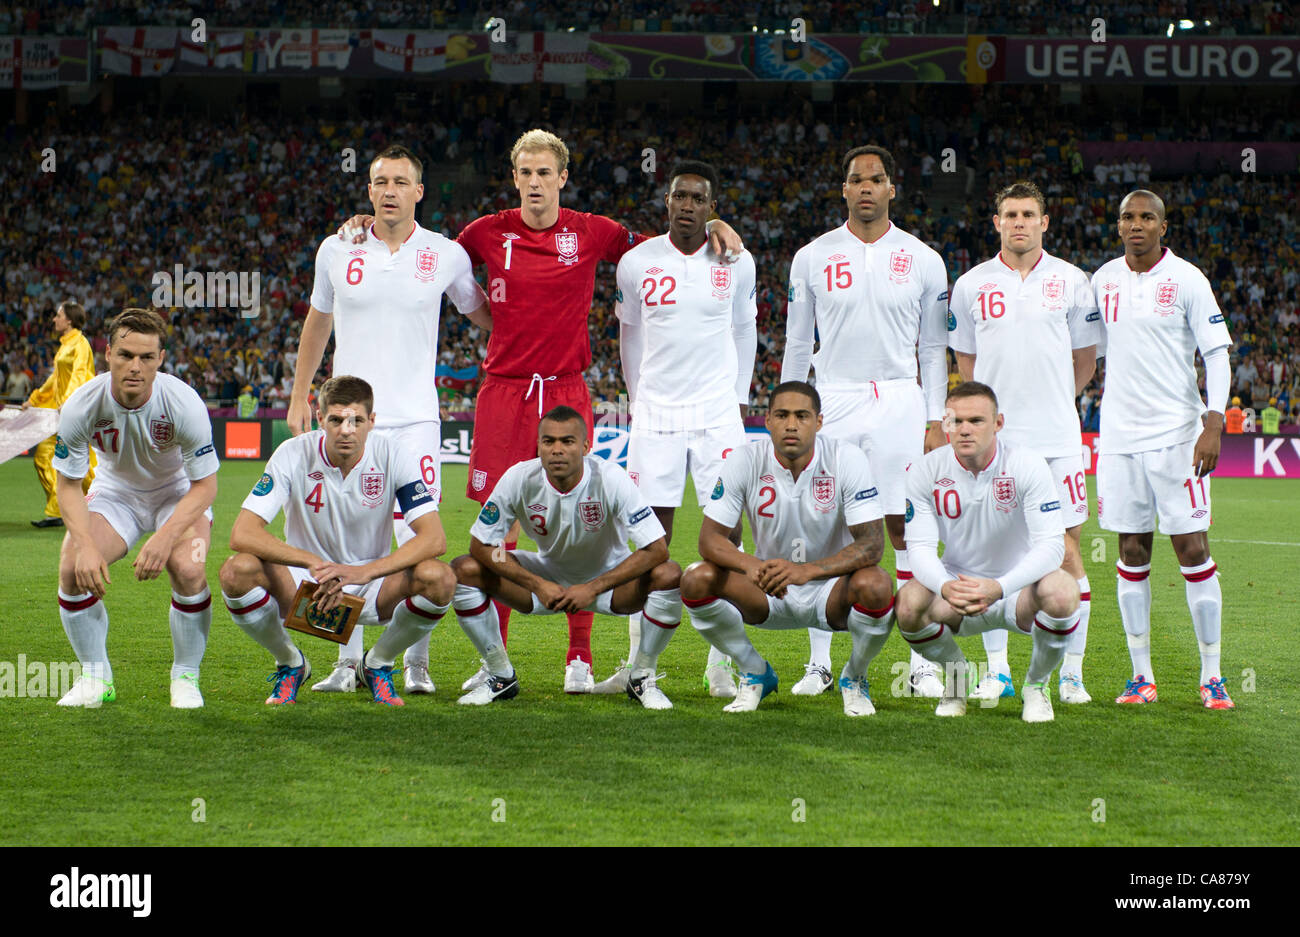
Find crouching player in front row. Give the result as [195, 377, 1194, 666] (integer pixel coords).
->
[681, 381, 896, 715]
[450, 405, 683, 710]
[898, 381, 1079, 722]
[220, 376, 455, 706]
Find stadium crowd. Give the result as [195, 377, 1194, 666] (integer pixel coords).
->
[0, 0, 1294, 37]
[2, 84, 1298, 428]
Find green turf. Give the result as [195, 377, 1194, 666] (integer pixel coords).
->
[1, 457, 1297, 845]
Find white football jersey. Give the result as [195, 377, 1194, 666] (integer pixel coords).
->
[471, 455, 665, 584]
[241, 430, 437, 567]
[616, 235, 757, 431]
[310, 222, 485, 429]
[704, 434, 883, 563]
[53, 372, 218, 490]
[948, 250, 1099, 458]
[905, 440, 1064, 596]
[782, 221, 949, 417]
[1091, 248, 1232, 454]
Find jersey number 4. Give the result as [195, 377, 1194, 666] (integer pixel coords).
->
[305, 482, 325, 513]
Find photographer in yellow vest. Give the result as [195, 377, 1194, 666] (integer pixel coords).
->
[24, 301, 97, 528]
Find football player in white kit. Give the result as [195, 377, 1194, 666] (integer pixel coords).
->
[948, 180, 1100, 704]
[51, 308, 219, 709]
[221, 376, 455, 706]
[681, 381, 896, 715]
[1092, 190, 1235, 710]
[597, 160, 756, 701]
[288, 144, 489, 696]
[450, 406, 684, 709]
[897, 382, 1080, 722]
[781, 145, 950, 698]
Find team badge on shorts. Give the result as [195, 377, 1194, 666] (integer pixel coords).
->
[150, 418, 174, 446]
[555, 231, 579, 266]
[415, 248, 439, 282]
[578, 498, 605, 531]
[710, 265, 732, 299]
[889, 250, 912, 282]
[1155, 281, 1179, 312]
[472, 469, 487, 491]
[993, 474, 1018, 512]
[361, 472, 385, 505]
[812, 474, 836, 509]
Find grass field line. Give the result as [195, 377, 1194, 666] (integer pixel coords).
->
[1214, 538, 1300, 547]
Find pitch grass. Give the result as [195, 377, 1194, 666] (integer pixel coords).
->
[1, 458, 1297, 845]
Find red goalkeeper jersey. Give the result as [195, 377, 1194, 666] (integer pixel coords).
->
[457, 208, 646, 378]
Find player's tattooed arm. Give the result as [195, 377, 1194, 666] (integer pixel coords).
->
[805, 518, 885, 581]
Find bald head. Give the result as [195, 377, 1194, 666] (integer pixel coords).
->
[1120, 189, 1166, 222]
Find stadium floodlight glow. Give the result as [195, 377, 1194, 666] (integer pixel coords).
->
[1178, 19, 1194, 29]
[933, 0, 940, 6]
[1166, 22, 1175, 36]
[1204, 19, 1212, 26]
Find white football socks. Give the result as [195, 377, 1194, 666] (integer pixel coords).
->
[981, 628, 1010, 678]
[901, 621, 968, 695]
[1182, 558, 1222, 684]
[453, 584, 511, 676]
[633, 589, 681, 675]
[169, 587, 211, 680]
[371, 595, 449, 668]
[685, 596, 763, 674]
[58, 589, 112, 684]
[224, 586, 302, 667]
[1062, 575, 1091, 679]
[1027, 613, 1077, 685]
[843, 598, 894, 680]
[1116, 562, 1153, 681]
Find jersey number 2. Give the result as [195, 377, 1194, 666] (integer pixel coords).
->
[641, 276, 677, 307]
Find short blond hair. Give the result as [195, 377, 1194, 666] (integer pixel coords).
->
[510, 129, 569, 173]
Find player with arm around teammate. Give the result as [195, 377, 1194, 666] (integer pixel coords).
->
[680, 381, 895, 715]
[896, 382, 1080, 722]
[1092, 190, 1235, 710]
[450, 405, 683, 709]
[51, 308, 218, 709]
[221, 376, 455, 706]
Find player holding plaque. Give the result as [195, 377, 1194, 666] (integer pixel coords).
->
[220, 376, 456, 706]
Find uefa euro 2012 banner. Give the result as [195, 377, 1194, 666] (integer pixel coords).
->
[92, 29, 1300, 85]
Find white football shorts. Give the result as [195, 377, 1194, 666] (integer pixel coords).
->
[818, 379, 924, 516]
[1097, 439, 1211, 535]
[509, 549, 618, 616]
[627, 420, 749, 508]
[373, 420, 442, 515]
[759, 578, 839, 632]
[1045, 452, 1091, 527]
[84, 475, 214, 552]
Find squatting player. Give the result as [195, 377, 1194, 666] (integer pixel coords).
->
[50, 308, 218, 709]
[341, 130, 743, 694]
[681, 381, 896, 716]
[1091, 190, 1235, 710]
[948, 180, 1099, 704]
[781, 145, 950, 698]
[601, 158, 757, 700]
[449, 406, 683, 710]
[897, 382, 1080, 723]
[291, 144, 488, 696]
[223, 376, 456, 706]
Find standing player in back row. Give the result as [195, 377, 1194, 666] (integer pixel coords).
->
[598, 159, 757, 699]
[291, 144, 489, 697]
[781, 145, 950, 698]
[1091, 190, 1235, 710]
[948, 180, 1099, 704]
[50, 308, 219, 709]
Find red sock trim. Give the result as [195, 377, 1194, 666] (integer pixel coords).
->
[59, 594, 100, 612]
[903, 622, 946, 644]
[1116, 564, 1150, 582]
[853, 595, 895, 618]
[1079, 591, 1092, 601]
[404, 596, 446, 621]
[225, 590, 271, 616]
[1034, 615, 1079, 635]
[895, 570, 913, 581]
[567, 610, 593, 663]
[461, 598, 491, 617]
[393, 511, 403, 520]
[171, 595, 212, 613]
[682, 596, 718, 608]
[493, 598, 511, 644]
[642, 610, 680, 630]
[1182, 564, 1218, 583]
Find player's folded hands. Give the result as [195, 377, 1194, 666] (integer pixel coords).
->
[132, 533, 172, 581]
[309, 562, 370, 610]
[550, 583, 597, 613]
[754, 559, 808, 597]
